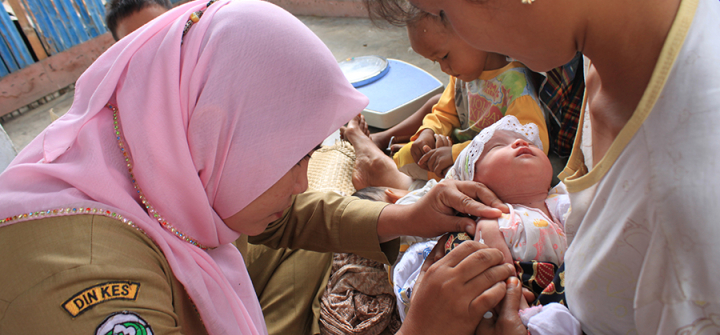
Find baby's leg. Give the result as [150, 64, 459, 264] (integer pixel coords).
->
[476, 219, 514, 265]
[343, 114, 413, 190]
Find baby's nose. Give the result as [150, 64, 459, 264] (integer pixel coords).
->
[511, 138, 529, 148]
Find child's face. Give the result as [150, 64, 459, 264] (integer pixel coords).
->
[407, 15, 489, 82]
[473, 130, 553, 200]
[407, 0, 578, 73]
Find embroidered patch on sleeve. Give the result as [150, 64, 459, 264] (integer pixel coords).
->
[95, 311, 153, 335]
[62, 281, 140, 317]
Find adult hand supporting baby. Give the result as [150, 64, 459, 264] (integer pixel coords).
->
[398, 234, 515, 335]
[376, 179, 509, 242]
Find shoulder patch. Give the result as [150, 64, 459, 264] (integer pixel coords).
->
[95, 311, 153, 335]
[62, 281, 140, 317]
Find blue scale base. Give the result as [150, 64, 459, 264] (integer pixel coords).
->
[356, 59, 444, 129]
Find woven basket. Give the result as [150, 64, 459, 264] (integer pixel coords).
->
[307, 141, 357, 197]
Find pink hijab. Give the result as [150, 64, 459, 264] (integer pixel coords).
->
[0, 0, 367, 333]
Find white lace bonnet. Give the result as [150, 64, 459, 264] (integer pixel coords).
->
[446, 115, 542, 182]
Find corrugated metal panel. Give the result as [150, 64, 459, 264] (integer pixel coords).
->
[1, 0, 107, 77]
[0, 8, 33, 76]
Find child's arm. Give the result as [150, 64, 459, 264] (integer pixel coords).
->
[410, 77, 462, 164]
[475, 218, 514, 264]
[410, 129, 436, 164]
[414, 77, 462, 137]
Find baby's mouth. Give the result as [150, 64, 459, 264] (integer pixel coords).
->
[516, 147, 534, 157]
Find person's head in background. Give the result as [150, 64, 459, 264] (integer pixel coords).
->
[353, 186, 409, 203]
[375, 3, 507, 82]
[106, 0, 172, 41]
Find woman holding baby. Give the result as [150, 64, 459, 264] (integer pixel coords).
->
[366, 0, 720, 333]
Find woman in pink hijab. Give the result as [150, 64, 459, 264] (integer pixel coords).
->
[0, 1, 520, 334]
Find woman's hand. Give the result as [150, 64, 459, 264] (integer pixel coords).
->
[398, 235, 516, 335]
[411, 129, 436, 163]
[475, 277, 529, 335]
[376, 179, 509, 241]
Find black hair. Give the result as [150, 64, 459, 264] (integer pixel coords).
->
[105, 0, 172, 40]
[362, 0, 428, 27]
[352, 186, 390, 202]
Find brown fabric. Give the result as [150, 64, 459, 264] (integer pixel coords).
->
[319, 253, 401, 335]
[242, 191, 395, 335]
[249, 191, 394, 264]
[0, 215, 208, 334]
[245, 146, 398, 335]
[244, 244, 332, 335]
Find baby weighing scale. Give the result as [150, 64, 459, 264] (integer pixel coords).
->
[339, 56, 444, 129]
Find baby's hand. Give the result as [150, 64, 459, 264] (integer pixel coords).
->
[411, 129, 435, 164]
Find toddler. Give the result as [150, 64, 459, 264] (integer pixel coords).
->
[386, 12, 549, 181]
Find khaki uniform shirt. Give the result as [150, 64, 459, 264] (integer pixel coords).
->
[0, 191, 390, 334]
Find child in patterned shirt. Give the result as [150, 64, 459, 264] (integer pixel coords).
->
[380, 11, 549, 182]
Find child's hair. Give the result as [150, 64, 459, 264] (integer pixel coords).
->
[105, 0, 172, 40]
[362, 0, 429, 27]
[352, 186, 390, 202]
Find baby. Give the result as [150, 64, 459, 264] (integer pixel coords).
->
[378, 116, 570, 321]
[344, 114, 579, 332]
[444, 116, 569, 266]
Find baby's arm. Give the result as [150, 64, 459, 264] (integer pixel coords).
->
[475, 219, 513, 264]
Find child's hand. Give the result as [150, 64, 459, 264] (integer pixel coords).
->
[418, 133, 453, 175]
[411, 129, 436, 163]
[434, 133, 452, 148]
[417, 145, 453, 177]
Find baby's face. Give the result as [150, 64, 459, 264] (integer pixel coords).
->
[473, 130, 552, 200]
[407, 15, 489, 82]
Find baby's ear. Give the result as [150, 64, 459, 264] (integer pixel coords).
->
[385, 188, 409, 204]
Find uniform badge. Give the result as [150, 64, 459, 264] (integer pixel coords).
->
[62, 281, 140, 317]
[95, 311, 153, 335]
